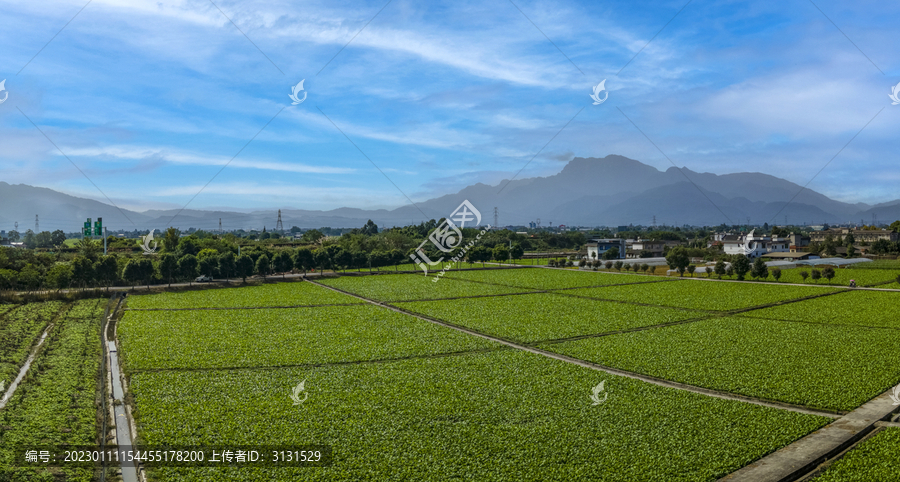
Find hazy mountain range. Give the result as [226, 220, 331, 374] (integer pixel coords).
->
[2, 155, 898, 232]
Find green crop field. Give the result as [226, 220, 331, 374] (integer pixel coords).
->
[743, 290, 900, 329]
[564, 280, 839, 311]
[0, 301, 65, 387]
[815, 428, 900, 481]
[119, 305, 499, 371]
[19, 265, 889, 480]
[399, 293, 705, 343]
[543, 315, 900, 412]
[317, 273, 531, 302]
[127, 350, 829, 481]
[127, 281, 363, 309]
[771, 267, 900, 287]
[443, 267, 662, 290]
[0, 299, 105, 482]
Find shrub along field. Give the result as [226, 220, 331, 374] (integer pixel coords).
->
[126, 350, 830, 481]
[772, 267, 900, 287]
[399, 293, 705, 343]
[543, 316, 900, 412]
[0, 299, 105, 482]
[564, 281, 839, 312]
[127, 281, 363, 309]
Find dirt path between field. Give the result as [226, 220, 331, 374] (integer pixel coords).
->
[306, 279, 843, 419]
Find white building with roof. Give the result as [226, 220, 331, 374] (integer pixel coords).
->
[721, 230, 789, 259]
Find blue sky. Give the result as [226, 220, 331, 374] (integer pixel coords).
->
[1, 0, 897, 217]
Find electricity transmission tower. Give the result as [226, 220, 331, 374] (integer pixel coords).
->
[276, 210, 284, 234]
[35, 215, 39, 232]
[493, 207, 498, 228]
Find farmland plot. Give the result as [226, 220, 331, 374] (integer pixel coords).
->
[317, 274, 531, 302]
[444, 268, 661, 290]
[815, 428, 900, 481]
[0, 301, 65, 387]
[399, 293, 705, 343]
[743, 290, 900, 329]
[543, 316, 900, 411]
[564, 281, 839, 312]
[119, 305, 499, 371]
[127, 281, 362, 309]
[0, 299, 104, 482]
[128, 350, 829, 482]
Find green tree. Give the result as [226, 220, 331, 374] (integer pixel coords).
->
[714, 260, 726, 279]
[45, 264, 73, 291]
[725, 265, 734, 278]
[334, 249, 353, 272]
[18, 264, 42, 291]
[822, 267, 836, 283]
[162, 227, 181, 253]
[301, 229, 325, 244]
[76, 238, 101, 260]
[614, 260, 624, 271]
[23, 230, 36, 249]
[314, 249, 332, 272]
[732, 255, 751, 280]
[687, 265, 696, 277]
[665, 247, 690, 276]
[218, 252, 236, 281]
[177, 237, 200, 257]
[158, 253, 178, 287]
[293, 248, 314, 275]
[0, 269, 18, 290]
[123, 259, 140, 288]
[178, 254, 199, 285]
[492, 245, 509, 263]
[50, 230, 66, 248]
[256, 254, 271, 278]
[800, 271, 809, 282]
[199, 256, 217, 278]
[811, 269, 822, 282]
[604, 261, 613, 270]
[272, 251, 293, 277]
[751, 257, 768, 280]
[467, 246, 492, 267]
[95, 255, 119, 290]
[509, 244, 524, 261]
[771, 268, 782, 281]
[137, 258, 156, 287]
[846, 243, 856, 258]
[7, 230, 20, 242]
[705, 266, 712, 277]
[197, 248, 219, 261]
[233, 255, 252, 282]
[71, 256, 95, 289]
[602, 247, 620, 260]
